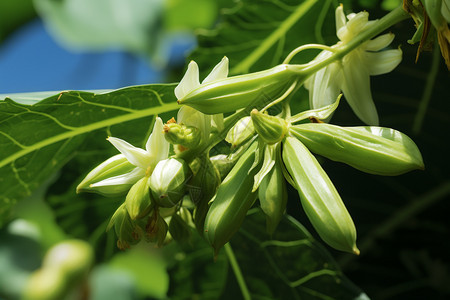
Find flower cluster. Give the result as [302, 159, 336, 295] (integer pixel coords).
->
[78, 5, 424, 255]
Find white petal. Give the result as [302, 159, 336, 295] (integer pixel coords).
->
[174, 61, 200, 100]
[178, 106, 211, 142]
[366, 33, 395, 51]
[108, 137, 151, 169]
[91, 167, 145, 187]
[335, 5, 347, 34]
[339, 11, 369, 41]
[146, 117, 169, 165]
[307, 62, 341, 110]
[202, 56, 229, 84]
[341, 53, 379, 125]
[365, 48, 402, 75]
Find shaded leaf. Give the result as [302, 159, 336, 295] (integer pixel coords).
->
[190, 0, 351, 76]
[229, 209, 368, 299]
[166, 231, 228, 299]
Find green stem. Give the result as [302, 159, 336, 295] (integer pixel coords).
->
[302, 5, 410, 75]
[224, 243, 251, 300]
[412, 39, 441, 135]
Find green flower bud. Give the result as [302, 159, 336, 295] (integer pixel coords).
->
[125, 176, 152, 220]
[290, 124, 424, 176]
[188, 155, 221, 231]
[76, 154, 136, 196]
[225, 116, 255, 149]
[163, 122, 202, 149]
[204, 142, 259, 256]
[145, 209, 168, 247]
[149, 158, 191, 208]
[178, 64, 303, 115]
[251, 109, 288, 145]
[107, 204, 144, 249]
[258, 153, 287, 235]
[282, 136, 359, 254]
[168, 210, 192, 244]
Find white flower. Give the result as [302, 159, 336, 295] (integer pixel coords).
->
[305, 5, 402, 125]
[90, 117, 169, 188]
[175, 57, 228, 141]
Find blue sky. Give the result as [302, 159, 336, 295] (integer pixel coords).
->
[0, 19, 174, 94]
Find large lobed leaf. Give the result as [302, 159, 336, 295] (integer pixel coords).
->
[0, 84, 179, 226]
[229, 209, 368, 299]
[190, 0, 354, 77]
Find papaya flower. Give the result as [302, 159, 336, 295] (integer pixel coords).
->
[175, 57, 228, 142]
[77, 117, 170, 194]
[305, 5, 402, 125]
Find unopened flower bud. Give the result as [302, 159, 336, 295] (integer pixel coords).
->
[145, 209, 168, 247]
[125, 176, 152, 220]
[107, 204, 144, 249]
[76, 154, 135, 196]
[251, 109, 288, 144]
[149, 158, 191, 208]
[163, 122, 202, 149]
[168, 210, 192, 244]
[178, 64, 302, 114]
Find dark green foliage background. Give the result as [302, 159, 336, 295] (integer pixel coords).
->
[0, 0, 449, 299]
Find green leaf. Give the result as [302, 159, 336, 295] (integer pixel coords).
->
[0, 0, 36, 43]
[190, 0, 343, 76]
[230, 209, 368, 299]
[0, 84, 179, 226]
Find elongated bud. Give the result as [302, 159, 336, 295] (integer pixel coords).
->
[258, 155, 287, 235]
[149, 158, 191, 208]
[251, 109, 288, 144]
[290, 124, 424, 176]
[163, 122, 202, 149]
[204, 142, 259, 256]
[225, 116, 255, 149]
[125, 176, 152, 220]
[76, 154, 135, 196]
[282, 137, 359, 254]
[178, 64, 302, 114]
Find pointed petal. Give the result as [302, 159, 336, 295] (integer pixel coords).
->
[252, 144, 277, 192]
[341, 53, 379, 125]
[146, 117, 169, 165]
[108, 137, 151, 169]
[335, 5, 346, 34]
[366, 33, 395, 51]
[306, 56, 341, 110]
[175, 61, 200, 100]
[91, 167, 146, 187]
[365, 48, 402, 75]
[203, 56, 229, 84]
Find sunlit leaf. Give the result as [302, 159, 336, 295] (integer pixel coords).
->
[0, 84, 179, 226]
